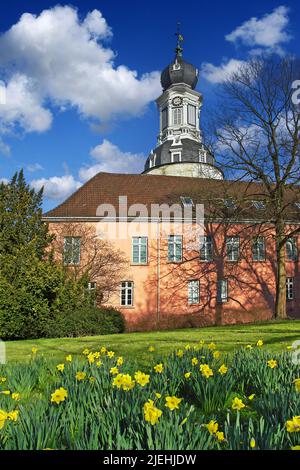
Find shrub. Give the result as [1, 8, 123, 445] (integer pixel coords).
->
[43, 306, 125, 338]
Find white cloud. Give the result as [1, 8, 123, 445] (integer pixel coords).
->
[79, 139, 145, 181]
[0, 5, 160, 136]
[31, 139, 145, 200]
[0, 74, 52, 133]
[201, 59, 247, 83]
[0, 138, 10, 156]
[31, 175, 81, 200]
[26, 162, 44, 172]
[0, 177, 8, 185]
[225, 6, 291, 51]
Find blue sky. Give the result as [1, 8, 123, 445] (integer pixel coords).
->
[0, 0, 299, 211]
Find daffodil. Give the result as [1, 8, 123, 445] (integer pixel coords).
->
[117, 357, 124, 366]
[293, 378, 300, 392]
[286, 416, 300, 433]
[50, 387, 68, 405]
[76, 371, 86, 381]
[232, 397, 246, 411]
[143, 400, 162, 425]
[66, 355, 72, 362]
[208, 342, 216, 350]
[267, 359, 277, 369]
[89, 377, 96, 384]
[0, 390, 10, 395]
[0, 410, 8, 430]
[218, 364, 228, 375]
[165, 396, 182, 411]
[56, 364, 65, 372]
[185, 344, 191, 350]
[0, 377, 7, 383]
[257, 340, 263, 347]
[250, 438, 256, 448]
[96, 360, 102, 368]
[82, 348, 89, 356]
[246, 344, 252, 350]
[199, 364, 213, 378]
[11, 393, 20, 401]
[213, 351, 221, 359]
[205, 420, 218, 435]
[110, 367, 119, 376]
[7, 410, 19, 422]
[134, 371, 150, 387]
[216, 431, 225, 442]
[154, 363, 163, 373]
[148, 346, 155, 352]
[87, 352, 96, 364]
[184, 372, 191, 379]
[100, 347, 107, 355]
[191, 357, 198, 366]
[113, 374, 135, 391]
[248, 394, 255, 401]
[107, 351, 115, 359]
[176, 349, 184, 358]
[31, 347, 38, 355]
[155, 392, 161, 399]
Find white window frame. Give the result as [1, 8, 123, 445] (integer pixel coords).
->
[188, 280, 200, 305]
[226, 236, 240, 262]
[120, 281, 134, 307]
[217, 279, 228, 303]
[173, 107, 182, 125]
[200, 235, 213, 262]
[132, 236, 148, 264]
[199, 150, 207, 163]
[171, 152, 181, 163]
[63, 236, 81, 265]
[252, 236, 265, 262]
[286, 277, 294, 301]
[168, 235, 182, 262]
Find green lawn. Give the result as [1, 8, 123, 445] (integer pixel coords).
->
[4, 319, 300, 366]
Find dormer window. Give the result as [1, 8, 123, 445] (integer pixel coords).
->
[224, 199, 236, 209]
[171, 152, 181, 163]
[173, 108, 182, 125]
[252, 200, 265, 210]
[180, 196, 194, 207]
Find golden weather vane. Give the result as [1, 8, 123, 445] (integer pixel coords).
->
[175, 22, 184, 56]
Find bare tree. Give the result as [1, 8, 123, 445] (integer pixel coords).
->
[210, 58, 300, 319]
[50, 222, 127, 303]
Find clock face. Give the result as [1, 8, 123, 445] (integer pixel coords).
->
[172, 96, 183, 106]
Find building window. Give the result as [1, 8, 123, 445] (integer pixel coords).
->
[121, 281, 133, 306]
[200, 235, 213, 261]
[226, 236, 240, 262]
[63, 237, 81, 265]
[162, 107, 168, 130]
[188, 280, 200, 304]
[173, 107, 182, 125]
[168, 235, 182, 262]
[132, 236, 148, 264]
[286, 277, 294, 301]
[188, 104, 196, 126]
[217, 279, 228, 303]
[252, 236, 265, 261]
[286, 238, 298, 261]
[252, 200, 265, 210]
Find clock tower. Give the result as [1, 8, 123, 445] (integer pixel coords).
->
[143, 31, 223, 180]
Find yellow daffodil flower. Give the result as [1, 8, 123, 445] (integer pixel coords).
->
[232, 397, 246, 411]
[50, 387, 68, 405]
[154, 363, 164, 373]
[143, 400, 162, 425]
[165, 396, 182, 411]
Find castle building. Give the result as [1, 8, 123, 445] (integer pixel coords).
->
[44, 40, 300, 330]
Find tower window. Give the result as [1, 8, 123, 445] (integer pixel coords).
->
[199, 150, 207, 163]
[188, 104, 196, 126]
[162, 107, 168, 130]
[171, 152, 181, 163]
[173, 107, 182, 125]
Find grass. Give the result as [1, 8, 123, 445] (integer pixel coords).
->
[4, 319, 300, 366]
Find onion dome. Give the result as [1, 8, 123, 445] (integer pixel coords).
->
[161, 56, 198, 91]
